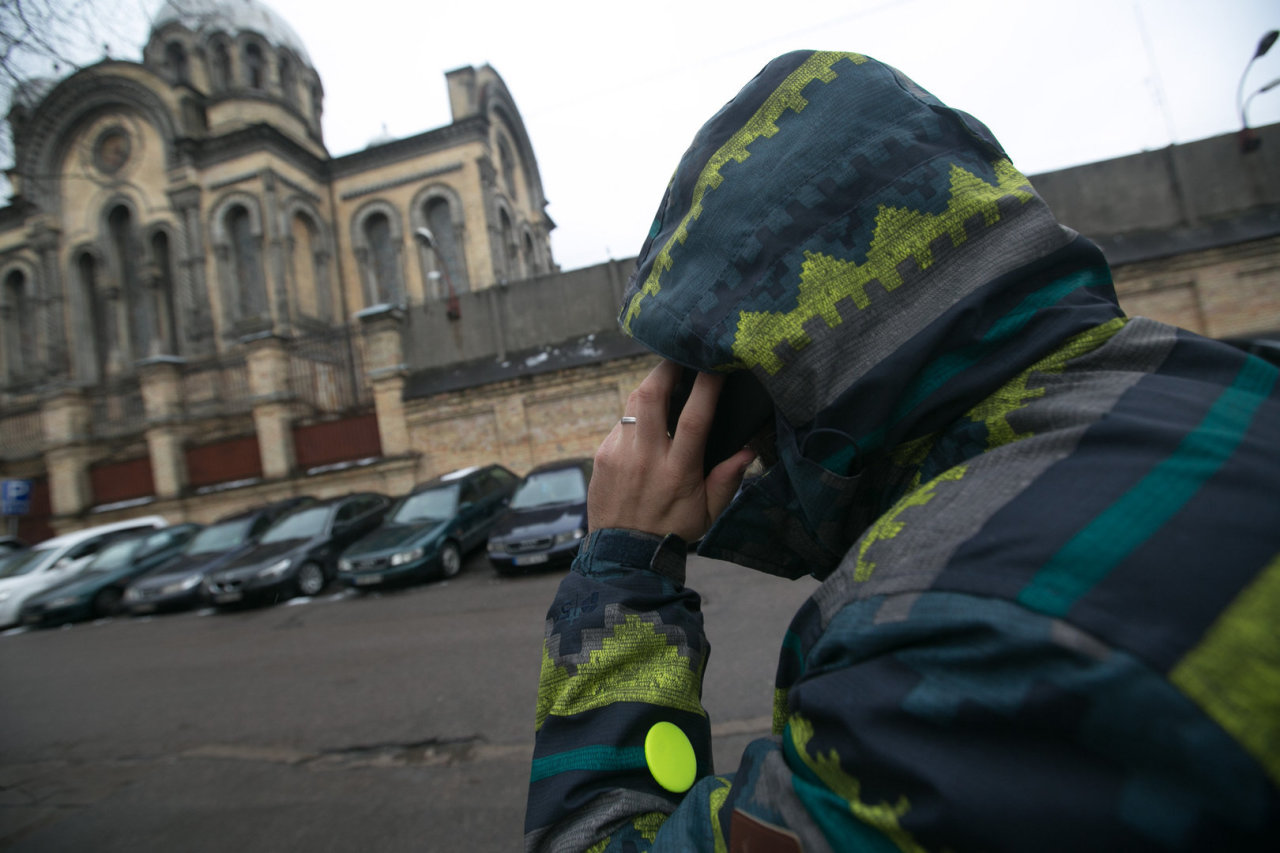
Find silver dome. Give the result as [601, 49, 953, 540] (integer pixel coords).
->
[152, 0, 312, 65]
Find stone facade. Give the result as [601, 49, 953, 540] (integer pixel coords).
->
[0, 0, 557, 539]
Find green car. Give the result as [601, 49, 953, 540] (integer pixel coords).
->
[338, 465, 518, 589]
[19, 524, 202, 627]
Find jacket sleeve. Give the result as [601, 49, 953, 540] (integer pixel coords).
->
[525, 527, 738, 852]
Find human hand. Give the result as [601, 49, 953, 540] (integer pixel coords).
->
[589, 360, 757, 542]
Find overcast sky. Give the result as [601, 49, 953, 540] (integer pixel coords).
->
[21, 0, 1280, 272]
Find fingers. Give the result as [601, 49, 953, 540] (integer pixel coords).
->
[669, 370, 723, 472]
[705, 446, 756, 521]
[625, 360, 681, 446]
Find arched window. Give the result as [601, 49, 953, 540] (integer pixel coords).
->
[498, 136, 518, 202]
[310, 84, 323, 123]
[499, 208, 518, 281]
[227, 205, 267, 319]
[523, 232, 536, 276]
[1, 270, 35, 383]
[150, 231, 178, 354]
[165, 42, 189, 84]
[278, 56, 295, 106]
[244, 43, 265, 89]
[78, 253, 112, 380]
[291, 212, 330, 321]
[211, 40, 232, 91]
[425, 197, 467, 293]
[363, 212, 401, 305]
[108, 205, 150, 360]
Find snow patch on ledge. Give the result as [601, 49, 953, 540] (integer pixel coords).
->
[90, 495, 157, 514]
[194, 478, 263, 496]
[305, 456, 382, 477]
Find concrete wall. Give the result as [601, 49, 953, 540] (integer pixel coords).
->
[1031, 122, 1280, 251]
[403, 258, 630, 370]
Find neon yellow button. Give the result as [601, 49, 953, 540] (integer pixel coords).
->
[644, 721, 696, 793]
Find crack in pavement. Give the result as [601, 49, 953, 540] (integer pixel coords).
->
[0, 716, 776, 846]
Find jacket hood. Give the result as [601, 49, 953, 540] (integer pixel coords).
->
[620, 51, 1123, 579]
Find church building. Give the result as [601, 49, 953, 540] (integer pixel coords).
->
[0, 0, 561, 540]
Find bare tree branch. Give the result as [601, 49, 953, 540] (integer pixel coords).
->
[0, 0, 153, 197]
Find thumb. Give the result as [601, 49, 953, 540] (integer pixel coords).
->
[704, 447, 757, 522]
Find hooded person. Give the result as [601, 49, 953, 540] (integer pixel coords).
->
[525, 50, 1280, 852]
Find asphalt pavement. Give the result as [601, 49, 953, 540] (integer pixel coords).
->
[0, 550, 817, 852]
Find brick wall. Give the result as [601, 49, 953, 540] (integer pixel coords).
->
[1113, 236, 1280, 336]
[405, 354, 655, 480]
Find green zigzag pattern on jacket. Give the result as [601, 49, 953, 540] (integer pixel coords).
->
[709, 776, 733, 853]
[788, 715, 928, 852]
[1171, 550, 1280, 787]
[967, 316, 1128, 450]
[633, 812, 665, 844]
[773, 687, 790, 736]
[620, 50, 868, 334]
[536, 613, 707, 730]
[734, 159, 1035, 374]
[887, 317, 1128, 494]
[855, 465, 968, 582]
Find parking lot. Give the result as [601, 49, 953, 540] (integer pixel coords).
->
[0, 549, 817, 851]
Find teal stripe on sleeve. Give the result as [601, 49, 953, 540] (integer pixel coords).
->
[1018, 357, 1278, 617]
[530, 745, 646, 783]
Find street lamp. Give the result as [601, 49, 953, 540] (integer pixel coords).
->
[1237, 29, 1278, 153]
[414, 227, 461, 320]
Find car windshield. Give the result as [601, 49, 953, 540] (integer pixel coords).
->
[84, 536, 146, 572]
[0, 548, 53, 578]
[391, 485, 459, 524]
[259, 506, 330, 543]
[185, 518, 253, 555]
[510, 468, 587, 509]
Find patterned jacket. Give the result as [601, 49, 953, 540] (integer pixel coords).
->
[526, 50, 1280, 852]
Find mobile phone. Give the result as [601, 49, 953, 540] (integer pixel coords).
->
[668, 368, 774, 475]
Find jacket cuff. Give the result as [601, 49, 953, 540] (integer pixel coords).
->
[574, 528, 689, 585]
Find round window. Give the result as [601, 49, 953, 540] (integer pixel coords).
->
[94, 128, 132, 174]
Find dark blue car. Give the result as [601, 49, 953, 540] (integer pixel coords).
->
[338, 465, 519, 589]
[486, 458, 592, 574]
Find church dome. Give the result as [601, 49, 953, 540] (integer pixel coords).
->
[152, 0, 311, 64]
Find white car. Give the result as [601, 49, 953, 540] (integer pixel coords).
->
[0, 516, 167, 629]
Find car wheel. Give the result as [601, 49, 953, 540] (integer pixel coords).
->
[296, 562, 326, 597]
[93, 587, 123, 618]
[440, 541, 462, 579]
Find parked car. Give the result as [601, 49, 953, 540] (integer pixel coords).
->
[338, 465, 519, 589]
[19, 524, 201, 628]
[0, 536, 26, 554]
[123, 497, 314, 615]
[0, 516, 168, 629]
[204, 492, 391, 607]
[486, 458, 592, 574]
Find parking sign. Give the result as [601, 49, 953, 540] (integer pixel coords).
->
[1, 479, 32, 516]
